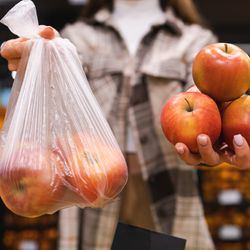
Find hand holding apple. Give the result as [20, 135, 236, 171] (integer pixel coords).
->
[174, 94, 250, 168]
[175, 133, 250, 169]
[160, 91, 222, 153]
[161, 42, 250, 169]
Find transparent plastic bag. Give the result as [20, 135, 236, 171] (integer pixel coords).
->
[0, 0, 128, 218]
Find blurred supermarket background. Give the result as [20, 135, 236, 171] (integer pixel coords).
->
[1, 1, 250, 250]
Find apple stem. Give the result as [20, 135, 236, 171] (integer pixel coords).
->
[224, 43, 228, 53]
[184, 98, 193, 112]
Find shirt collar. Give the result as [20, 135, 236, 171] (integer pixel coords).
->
[92, 7, 182, 36]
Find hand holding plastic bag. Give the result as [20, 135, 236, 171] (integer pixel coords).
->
[0, 0, 128, 218]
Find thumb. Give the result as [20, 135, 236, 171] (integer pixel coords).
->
[38, 26, 58, 40]
[231, 134, 250, 168]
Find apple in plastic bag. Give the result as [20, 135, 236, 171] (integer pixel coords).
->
[55, 133, 128, 208]
[0, 144, 65, 218]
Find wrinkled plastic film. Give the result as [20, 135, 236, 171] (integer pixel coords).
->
[0, 0, 39, 38]
[0, 0, 128, 218]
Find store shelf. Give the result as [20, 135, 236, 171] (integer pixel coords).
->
[198, 166, 250, 250]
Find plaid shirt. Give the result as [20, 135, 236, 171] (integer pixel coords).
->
[58, 8, 217, 250]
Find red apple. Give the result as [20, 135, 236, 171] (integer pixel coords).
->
[0, 144, 65, 218]
[55, 133, 128, 208]
[222, 95, 250, 149]
[161, 92, 222, 153]
[192, 43, 250, 102]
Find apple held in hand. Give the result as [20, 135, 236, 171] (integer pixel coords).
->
[161, 92, 222, 153]
[222, 95, 250, 149]
[0, 144, 64, 218]
[192, 43, 250, 102]
[56, 133, 128, 208]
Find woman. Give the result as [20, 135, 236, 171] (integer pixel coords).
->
[1, 0, 250, 249]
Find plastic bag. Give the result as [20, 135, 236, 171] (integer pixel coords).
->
[0, 0, 128, 218]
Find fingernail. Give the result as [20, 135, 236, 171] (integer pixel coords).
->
[176, 145, 184, 155]
[198, 134, 208, 146]
[234, 134, 244, 146]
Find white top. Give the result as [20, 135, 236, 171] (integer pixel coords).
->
[112, 0, 165, 56]
[112, 0, 165, 152]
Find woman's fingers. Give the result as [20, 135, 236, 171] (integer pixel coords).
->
[38, 26, 58, 40]
[175, 134, 222, 167]
[229, 134, 250, 169]
[0, 25, 58, 72]
[197, 134, 221, 166]
[175, 142, 201, 166]
[0, 38, 27, 61]
[8, 58, 20, 71]
[0, 26, 57, 60]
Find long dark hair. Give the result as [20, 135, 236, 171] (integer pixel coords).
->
[81, 0, 208, 26]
